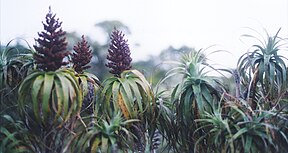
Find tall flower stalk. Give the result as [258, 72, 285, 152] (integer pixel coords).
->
[33, 7, 69, 71]
[18, 7, 82, 129]
[71, 35, 100, 114]
[101, 28, 156, 152]
[106, 28, 132, 77]
[71, 35, 92, 74]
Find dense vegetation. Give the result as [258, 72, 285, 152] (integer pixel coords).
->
[1, 8, 288, 153]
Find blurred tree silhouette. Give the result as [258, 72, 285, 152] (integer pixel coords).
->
[95, 20, 131, 43]
[134, 45, 197, 87]
[0, 40, 34, 122]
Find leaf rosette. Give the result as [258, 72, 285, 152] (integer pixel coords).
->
[18, 68, 82, 127]
[101, 69, 155, 120]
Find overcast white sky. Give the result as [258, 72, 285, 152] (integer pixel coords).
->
[1, 0, 288, 68]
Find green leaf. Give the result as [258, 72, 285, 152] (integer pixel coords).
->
[64, 75, 79, 122]
[119, 78, 133, 106]
[127, 78, 143, 112]
[193, 84, 205, 114]
[42, 72, 55, 122]
[130, 70, 151, 96]
[244, 136, 252, 153]
[183, 88, 193, 125]
[102, 77, 117, 100]
[268, 62, 275, 85]
[135, 79, 151, 98]
[171, 84, 181, 102]
[103, 85, 113, 116]
[258, 61, 264, 84]
[79, 75, 88, 96]
[54, 77, 64, 123]
[31, 74, 44, 124]
[112, 80, 120, 112]
[201, 85, 213, 112]
[62, 69, 79, 92]
[56, 73, 69, 118]
[18, 71, 42, 111]
[64, 71, 81, 116]
[119, 87, 133, 118]
[231, 127, 248, 141]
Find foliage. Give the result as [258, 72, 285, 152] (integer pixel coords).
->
[69, 112, 137, 152]
[99, 69, 156, 152]
[15, 8, 83, 152]
[0, 40, 33, 90]
[133, 45, 197, 87]
[71, 35, 101, 114]
[0, 40, 34, 121]
[237, 28, 287, 110]
[76, 72, 101, 114]
[18, 68, 82, 127]
[100, 69, 155, 120]
[0, 115, 32, 153]
[1, 6, 288, 153]
[196, 98, 288, 153]
[162, 49, 224, 152]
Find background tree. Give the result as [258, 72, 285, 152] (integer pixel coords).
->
[0, 39, 34, 123]
[134, 45, 197, 87]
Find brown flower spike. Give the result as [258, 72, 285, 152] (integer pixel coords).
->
[71, 35, 93, 74]
[106, 28, 132, 77]
[33, 7, 69, 71]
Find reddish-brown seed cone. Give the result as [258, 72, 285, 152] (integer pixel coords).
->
[71, 35, 92, 74]
[33, 7, 69, 71]
[105, 28, 132, 77]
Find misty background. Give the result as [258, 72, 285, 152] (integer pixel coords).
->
[1, 0, 288, 81]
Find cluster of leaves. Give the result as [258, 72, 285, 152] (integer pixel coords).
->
[1, 7, 156, 153]
[154, 29, 288, 152]
[1, 7, 288, 153]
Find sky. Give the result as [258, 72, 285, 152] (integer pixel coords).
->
[1, 0, 288, 68]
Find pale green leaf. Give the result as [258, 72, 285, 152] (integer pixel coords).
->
[54, 77, 64, 123]
[56, 73, 69, 118]
[127, 79, 143, 112]
[42, 72, 55, 122]
[31, 74, 44, 124]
